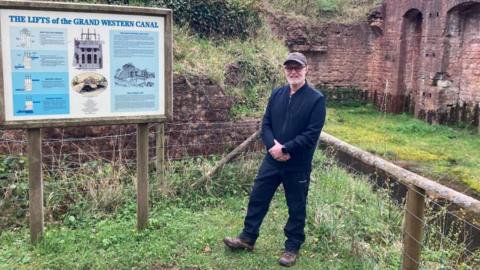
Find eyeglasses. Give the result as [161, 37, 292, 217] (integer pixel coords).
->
[284, 65, 305, 72]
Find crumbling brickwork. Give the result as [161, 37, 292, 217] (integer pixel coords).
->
[267, 0, 480, 126]
[0, 74, 261, 162]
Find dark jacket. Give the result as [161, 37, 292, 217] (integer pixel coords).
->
[261, 82, 326, 172]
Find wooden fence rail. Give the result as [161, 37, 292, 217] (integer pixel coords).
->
[319, 132, 480, 270]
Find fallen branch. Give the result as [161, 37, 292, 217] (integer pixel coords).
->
[191, 130, 260, 188]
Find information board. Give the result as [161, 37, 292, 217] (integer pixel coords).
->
[0, 1, 172, 128]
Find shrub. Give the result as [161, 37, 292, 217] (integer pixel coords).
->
[158, 0, 261, 39]
[70, 0, 261, 39]
[225, 54, 284, 118]
[268, 0, 382, 23]
[0, 155, 28, 230]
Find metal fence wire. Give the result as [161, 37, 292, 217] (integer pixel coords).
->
[321, 144, 480, 269]
[1, 125, 479, 269]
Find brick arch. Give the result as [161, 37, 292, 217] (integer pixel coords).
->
[442, 2, 480, 105]
[446, 0, 480, 13]
[395, 9, 423, 114]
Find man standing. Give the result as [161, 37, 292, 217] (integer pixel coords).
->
[224, 52, 326, 267]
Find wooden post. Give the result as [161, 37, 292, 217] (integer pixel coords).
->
[27, 128, 43, 244]
[155, 123, 165, 193]
[402, 185, 426, 270]
[136, 123, 149, 230]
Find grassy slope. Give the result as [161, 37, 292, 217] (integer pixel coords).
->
[324, 104, 480, 194]
[173, 24, 288, 118]
[2, 151, 477, 269]
[173, 24, 286, 87]
[266, 0, 382, 24]
[0, 152, 404, 269]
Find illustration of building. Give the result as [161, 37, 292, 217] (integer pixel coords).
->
[19, 28, 32, 48]
[114, 63, 155, 87]
[71, 72, 108, 95]
[73, 29, 103, 70]
[24, 74, 32, 91]
[23, 51, 32, 69]
[24, 96, 33, 112]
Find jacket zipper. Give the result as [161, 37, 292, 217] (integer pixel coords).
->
[282, 94, 292, 133]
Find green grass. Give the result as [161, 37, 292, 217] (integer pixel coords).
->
[2, 152, 477, 269]
[324, 103, 480, 194]
[267, 0, 382, 24]
[173, 24, 288, 118]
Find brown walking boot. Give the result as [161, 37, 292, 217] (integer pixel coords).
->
[223, 236, 254, 251]
[279, 251, 298, 267]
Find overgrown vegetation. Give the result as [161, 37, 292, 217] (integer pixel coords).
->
[3, 151, 477, 269]
[78, 0, 261, 39]
[1, 158, 135, 230]
[0, 155, 28, 229]
[173, 24, 287, 118]
[325, 103, 480, 194]
[165, 0, 287, 118]
[159, 0, 261, 39]
[267, 0, 382, 23]
[0, 153, 256, 230]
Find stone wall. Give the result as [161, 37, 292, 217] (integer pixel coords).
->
[266, 0, 480, 127]
[0, 74, 262, 163]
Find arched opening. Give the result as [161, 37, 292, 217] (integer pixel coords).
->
[443, 2, 480, 106]
[396, 9, 423, 114]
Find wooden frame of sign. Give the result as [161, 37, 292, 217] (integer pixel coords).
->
[0, 0, 173, 129]
[0, 0, 172, 243]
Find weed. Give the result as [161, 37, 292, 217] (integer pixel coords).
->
[325, 103, 480, 194]
[268, 0, 382, 24]
[173, 24, 287, 118]
[2, 151, 475, 269]
[158, 0, 261, 39]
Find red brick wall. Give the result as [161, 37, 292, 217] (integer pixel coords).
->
[268, 0, 480, 126]
[381, 0, 480, 125]
[302, 23, 372, 90]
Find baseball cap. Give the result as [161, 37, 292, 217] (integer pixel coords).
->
[283, 52, 307, 66]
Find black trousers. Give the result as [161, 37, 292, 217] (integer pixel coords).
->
[239, 158, 311, 252]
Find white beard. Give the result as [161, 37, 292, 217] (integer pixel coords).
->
[287, 77, 305, 85]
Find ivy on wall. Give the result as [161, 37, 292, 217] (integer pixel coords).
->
[159, 0, 261, 39]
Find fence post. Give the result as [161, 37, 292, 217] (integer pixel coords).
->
[136, 123, 149, 230]
[156, 123, 165, 193]
[27, 128, 43, 244]
[402, 185, 426, 270]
